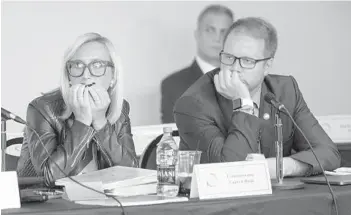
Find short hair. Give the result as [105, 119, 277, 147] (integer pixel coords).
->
[197, 4, 234, 27]
[223, 17, 278, 57]
[60, 32, 124, 124]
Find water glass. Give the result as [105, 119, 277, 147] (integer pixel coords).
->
[177, 150, 202, 196]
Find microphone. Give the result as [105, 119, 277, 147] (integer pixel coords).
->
[1, 108, 26, 124]
[264, 93, 285, 111]
[264, 93, 339, 215]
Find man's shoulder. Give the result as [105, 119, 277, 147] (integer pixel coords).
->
[264, 74, 298, 92]
[182, 69, 217, 97]
[264, 74, 302, 110]
[162, 65, 198, 85]
[175, 69, 219, 110]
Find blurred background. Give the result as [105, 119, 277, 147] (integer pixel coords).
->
[2, 1, 351, 133]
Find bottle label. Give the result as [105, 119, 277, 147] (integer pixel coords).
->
[157, 149, 178, 165]
[157, 165, 176, 185]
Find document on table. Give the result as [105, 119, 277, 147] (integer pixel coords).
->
[325, 167, 351, 176]
[55, 166, 157, 201]
[75, 195, 188, 207]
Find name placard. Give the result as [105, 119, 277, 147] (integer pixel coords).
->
[0, 171, 21, 209]
[317, 115, 351, 143]
[190, 160, 272, 200]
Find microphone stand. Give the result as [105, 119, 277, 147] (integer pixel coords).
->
[1, 108, 26, 172]
[1, 119, 7, 171]
[272, 111, 304, 190]
[275, 113, 284, 184]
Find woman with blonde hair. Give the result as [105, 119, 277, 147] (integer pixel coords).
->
[17, 32, 137, 186]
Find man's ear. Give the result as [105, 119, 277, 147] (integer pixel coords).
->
[264, 58, 274, 76]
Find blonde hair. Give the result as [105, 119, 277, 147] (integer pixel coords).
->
[60, 32, 124, 124]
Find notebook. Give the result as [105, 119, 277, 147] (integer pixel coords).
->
[300, 175, 351, 186]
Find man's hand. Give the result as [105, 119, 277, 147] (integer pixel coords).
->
[250, 157, 287, 179]
[68, 84, 93, 126]
[266, 157, 311, 179]
[214, 70, 251, 100]
[87, 85, 111, 130]
[266, 157, 278, 179]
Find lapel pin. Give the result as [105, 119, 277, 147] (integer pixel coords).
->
[263, 113, 270, 120]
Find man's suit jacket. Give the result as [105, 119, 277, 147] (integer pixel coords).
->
[174, 69, 341, 175]
[161, 60, 203, 123]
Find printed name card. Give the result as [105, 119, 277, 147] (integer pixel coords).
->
[0, 171, 21, 209]
[317, 115, 351, 143]
[190, 160, 272, 200]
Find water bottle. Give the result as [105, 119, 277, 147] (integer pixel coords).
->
[156, 127, 179, 197]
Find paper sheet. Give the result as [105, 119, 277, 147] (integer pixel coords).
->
[75, 195, 188, 207]
[325, 167, 351, 176]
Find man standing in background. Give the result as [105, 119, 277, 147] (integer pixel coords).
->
[161, 4, 234, 123]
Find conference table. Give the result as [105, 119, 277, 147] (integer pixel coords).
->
[3, 178, 351, 215]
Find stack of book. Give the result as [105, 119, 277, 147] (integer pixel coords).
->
[55, 166, 157, 201]
[56, 166, 188, 206]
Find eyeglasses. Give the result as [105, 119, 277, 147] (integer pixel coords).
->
[219, 51, 271, 69]
[66, 60, 114, 77]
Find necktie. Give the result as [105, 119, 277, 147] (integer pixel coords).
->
[253, 102, 259, 117]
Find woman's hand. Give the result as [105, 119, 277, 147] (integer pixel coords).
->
[68, 84, 93, 126]
[87, 84, 111, 130]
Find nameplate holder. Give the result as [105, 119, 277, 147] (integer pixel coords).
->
[190, 160, 272, 200]
[317, 115, 351, 143]
[0, 171, 21, 209]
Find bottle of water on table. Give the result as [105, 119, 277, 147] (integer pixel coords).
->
[156, 127, 179, 197]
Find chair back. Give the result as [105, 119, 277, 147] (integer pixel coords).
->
[316, 115, 351, 167]
[5, 137, 23, 171]
[139, 130, 179, 170]
[132, 123, 178, 157]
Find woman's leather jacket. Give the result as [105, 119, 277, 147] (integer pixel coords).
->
[17, 90, 138, 186]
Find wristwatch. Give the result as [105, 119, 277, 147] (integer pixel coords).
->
[232, 98, 254, 113]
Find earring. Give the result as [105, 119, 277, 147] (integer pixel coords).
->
[110, 80, 115, 87]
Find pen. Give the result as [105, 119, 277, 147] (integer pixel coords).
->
[21, 194, 62, 203]
[20, 189, 64, 203]
[33, 190, 64, 196]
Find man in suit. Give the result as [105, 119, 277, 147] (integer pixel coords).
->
[161, 4, 234, 123]
[174, 17, 341, 178]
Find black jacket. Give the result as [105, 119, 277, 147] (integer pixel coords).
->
[161, 60, 203, 123]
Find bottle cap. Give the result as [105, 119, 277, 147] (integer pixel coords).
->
[245, 153, 266, 161]
[163, 127, 173, 133]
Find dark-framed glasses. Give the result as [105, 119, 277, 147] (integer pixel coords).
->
[66, 60, 114, 77]
[219, 50, 271, 69]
